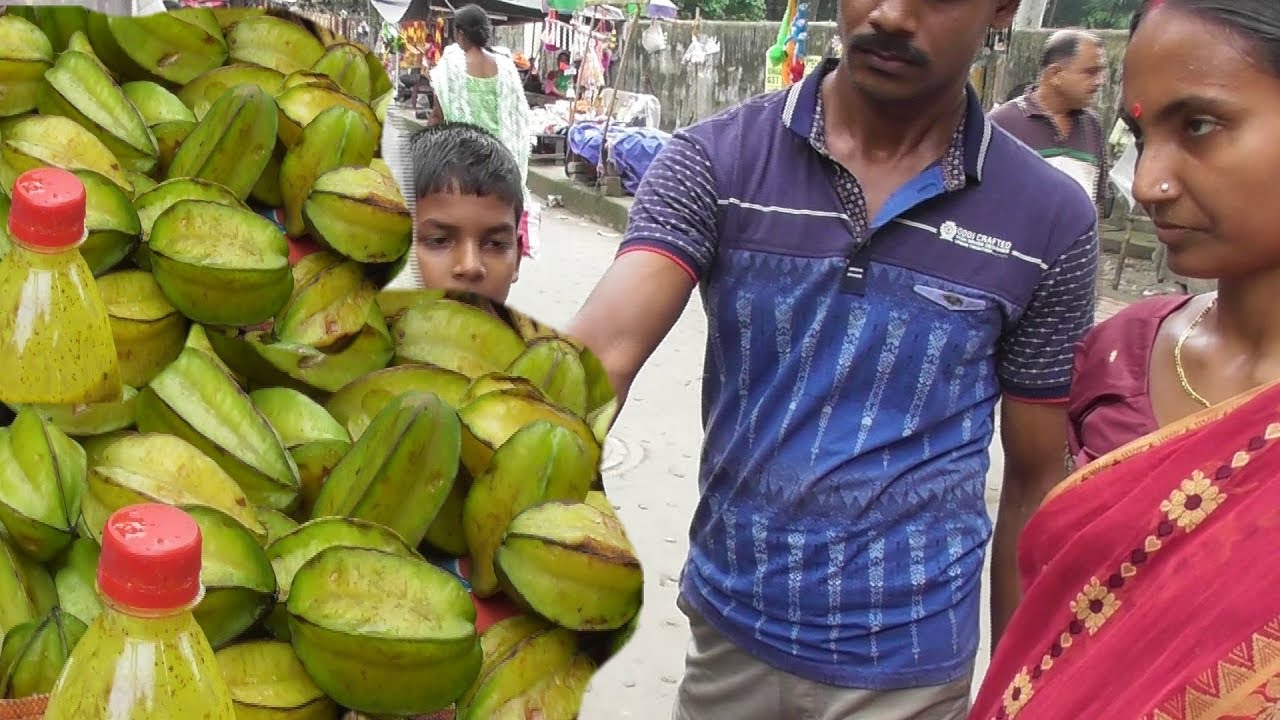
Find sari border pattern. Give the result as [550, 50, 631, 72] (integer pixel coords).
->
[1144, 617, 1280, 720]
[992, 421, 1280, 720]
[1041, 379, 1265, 509]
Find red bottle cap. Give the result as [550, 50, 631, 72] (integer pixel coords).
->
[6, 167, 87, 251]
[97, 504, 203, 611]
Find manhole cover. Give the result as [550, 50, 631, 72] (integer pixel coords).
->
[600, 434, 643, 478]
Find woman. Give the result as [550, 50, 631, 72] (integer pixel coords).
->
[427, 5, 534, 254]
[970, 2, 1280, 719]
[542, 50, 573, 98]
[429, 4, 531, 189]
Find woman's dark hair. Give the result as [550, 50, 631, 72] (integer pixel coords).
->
[453, 4, 493, 48]
[409, 122, 524, 224]
[1131, 1, 1280, 74]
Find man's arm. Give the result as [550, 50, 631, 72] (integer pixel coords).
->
[991, 398, 1071, 644]
[567, 134, 720, 409]
[568, 254, 696, 408]
[990, 218, 1100, 647]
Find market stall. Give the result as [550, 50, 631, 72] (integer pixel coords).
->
[365, 0, 544, 122]
[0, 4, 636, 719]
[537, 0, 673, 194]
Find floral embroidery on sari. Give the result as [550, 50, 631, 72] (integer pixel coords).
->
[1070, 577, 1120, 635]
[1161, 469, 1228, 531]
[991, 423, 1280, 719]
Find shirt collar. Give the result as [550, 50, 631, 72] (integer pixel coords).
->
[783, 57, 993, 183]
[1016, 85, 1084, 120]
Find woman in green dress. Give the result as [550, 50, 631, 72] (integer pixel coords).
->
[428, 4, 531, 190]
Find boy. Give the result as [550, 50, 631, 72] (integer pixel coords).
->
[347, 127, 568, 720]
[385, 120, 528, 305]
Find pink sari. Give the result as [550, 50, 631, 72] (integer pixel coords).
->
[971, 379, 1280, 720]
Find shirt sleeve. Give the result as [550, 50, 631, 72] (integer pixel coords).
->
[996, 221, 1100, 402]
[1065, 337, 1091, 462]
[616, 133, 720, 281]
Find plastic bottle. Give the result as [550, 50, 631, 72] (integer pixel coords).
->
[0, 166, 122, 405]
[43, 503, 236, 720]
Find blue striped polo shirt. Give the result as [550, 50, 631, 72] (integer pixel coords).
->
[619, 59, 1099, 689]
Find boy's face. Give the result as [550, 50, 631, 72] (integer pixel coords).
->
[414, 191, 521, 303]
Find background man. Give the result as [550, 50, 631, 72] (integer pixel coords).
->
[991, 28, 1110, 213]
[568, 0, 1101, 718]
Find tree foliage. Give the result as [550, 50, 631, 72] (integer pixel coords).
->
[1046, 0, 1142, 29]
[677, 0, 765, 21]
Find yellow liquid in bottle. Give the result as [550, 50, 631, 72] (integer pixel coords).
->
[0, 241, 122, 405]
[43, 597, 236, 720]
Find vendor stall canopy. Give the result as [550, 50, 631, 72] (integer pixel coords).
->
[370, 0, 545, 25]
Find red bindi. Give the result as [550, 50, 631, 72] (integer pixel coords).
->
[1131, 103, 1142, 119]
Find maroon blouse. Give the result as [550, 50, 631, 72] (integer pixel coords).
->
[1067, 294, 1194, 467]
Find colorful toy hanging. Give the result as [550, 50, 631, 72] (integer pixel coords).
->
[543, 10, 561, 52]
[766, 0, 808, 87]
[788, 2, 808, 83]
[382, 22, 405, 54]
[425, 16, 444, 63]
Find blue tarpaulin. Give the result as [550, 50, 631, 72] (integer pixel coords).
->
[568, 121, 670, 195]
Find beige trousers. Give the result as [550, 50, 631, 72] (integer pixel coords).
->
[672, 596, 973, 720]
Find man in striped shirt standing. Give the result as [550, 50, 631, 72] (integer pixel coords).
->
[990, 29, 1110, 215]
[569, 0, 1100, 718]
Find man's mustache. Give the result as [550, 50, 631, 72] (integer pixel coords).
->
[846, 33, 930, 67]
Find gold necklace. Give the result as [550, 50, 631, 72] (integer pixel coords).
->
[1174, 297, 1217, 408]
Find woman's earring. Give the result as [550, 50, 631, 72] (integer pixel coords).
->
[1159, 182, 1171, 194]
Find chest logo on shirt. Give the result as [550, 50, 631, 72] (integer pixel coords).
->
[938, 220, 1014, 259]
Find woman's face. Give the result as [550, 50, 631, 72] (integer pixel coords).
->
[1122, 5, 1280, 280]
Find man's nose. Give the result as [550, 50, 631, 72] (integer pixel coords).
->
[868, 0, 918, 35]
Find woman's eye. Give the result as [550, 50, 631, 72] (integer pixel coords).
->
[420, 236, 449, 247]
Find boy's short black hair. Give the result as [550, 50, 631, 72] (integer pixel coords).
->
[408, 122, 524, 224]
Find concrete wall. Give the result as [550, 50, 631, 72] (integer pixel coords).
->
[504, 22, 1132, 134]
[1013, 0, 1050, 30]
[612, 20, 839, 130]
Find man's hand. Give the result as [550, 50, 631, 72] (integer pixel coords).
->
[990, 396, 1071, 649]
[566, 251, 696, 412]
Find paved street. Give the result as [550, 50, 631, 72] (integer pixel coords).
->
[507, 204, 703, 719]
[508, 202, 1128, 719]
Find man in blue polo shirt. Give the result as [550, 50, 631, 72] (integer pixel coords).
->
[568, 0, 1099, 717]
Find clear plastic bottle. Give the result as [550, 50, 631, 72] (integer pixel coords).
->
[43, 503, 237, 720]
[0, 166, 122, 405]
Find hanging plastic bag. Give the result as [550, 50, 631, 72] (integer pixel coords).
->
[642, 21, 667, 53]
[683, 35, 706, 65]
